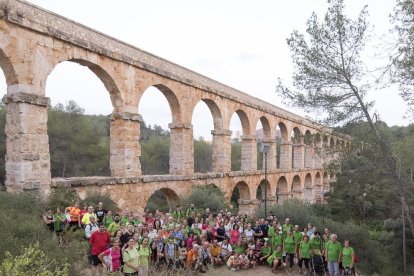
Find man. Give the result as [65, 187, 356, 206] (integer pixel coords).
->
[293, 225, 303, 259]
[209, 239, 221, 266]
[107, 213, 121, 236]
[196, 241, 212, 273]
[148, 223, 157, 240]
[65, 202, 81, 230]
[95, 202, 107, 223]
[218, 237, 233, 264]
[84, 215, 99, 265]
[186, 203, 196, 218]
[326, 234, 342, 276]
[90, 224, 110, 274]
[244, 223, 255, 242]
[260, 218, 269, 238]
[202, 208, 211, 221]
[173, 205, 185, 221]
[253, 220, 263, 241]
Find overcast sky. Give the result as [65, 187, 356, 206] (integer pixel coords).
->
[2, 0, 408, 139]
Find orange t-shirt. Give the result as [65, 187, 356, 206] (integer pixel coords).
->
[186, 250, 198, 268]
[67, 207, 81, 222]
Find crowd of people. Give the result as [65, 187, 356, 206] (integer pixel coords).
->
[43, 202, 357, 276]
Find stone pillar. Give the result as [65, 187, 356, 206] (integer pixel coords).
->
[238, 199, 255, 215]
[262, 140, 276, 171]
[211, 129, 232, 172]
[280, 142, 292, 169]
[241, 135, 256, 171]
[293, 143, 305, 169]
[304, 145, 314, 168]
[169, 122, 193, 175]
[3, 89, 51, 193]
[110, 111, 142, 177]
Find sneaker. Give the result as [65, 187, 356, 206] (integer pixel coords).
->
[231, 268, 236, 271]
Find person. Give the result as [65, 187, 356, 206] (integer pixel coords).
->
[152, 235, 165, 268]
[260, 218, 269, 238]
[268, 244, 284, 273]
[298, 234, 311, 274]
[84, 215, 99, 240]
[138, 237, 151, 276]
[123, 237, 139, 276]
[326, 234, 342, 276]
[196, 241, 212, 273]
[282, 218, 293, 238]
[98, 238, 121, 273]
[311, 231, 323, 256]
[186, 203, 196, 218]
[218, 237, 233, 264]
[283, 229, 296, 270]
[210, 239, 221, 266]
[341, 240, 355, 276]
[186, 244, 200, 270]
[90, 224, 110, 275]
[253, 220, 263, 241]
[270, 227, 283, 251]
[230, 224, 240, 245]
[79, 204, 89, 227]
[259, 240, 272, 264]
[95, 202, 107, 224]
[121, 224, 134, 245]
[172, 205, 184, 221]
[177, 239, 187, 268]
[148, 223, 157, 240]
[233, 240, 244, 255]
[244, 223, 255, 242]
[81, 206, 97, 227]
[216, 221, 226, 242]
[226, 252, 241, 271]
[239, 251, 250, 269]
[54, 207, 66, 235]
[107, 214, 121, 236]
[293, 224, 303, 255]
[43, 208, 55, 232]
[164, 235, 177, 269]
[246, 248, 257, 269]
[103, 210, 113, 229]
[65, 202, 81, 230]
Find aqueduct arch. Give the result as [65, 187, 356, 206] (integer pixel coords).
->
[0, 0, 344, 213]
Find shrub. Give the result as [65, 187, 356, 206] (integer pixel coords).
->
[82, 191, 120, 213]
[183, 184, 229, 213]
[0, 243, 69, 276]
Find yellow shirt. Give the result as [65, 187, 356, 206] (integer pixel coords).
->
[210, 245, 221, 257]
[81, 212, 97, 225]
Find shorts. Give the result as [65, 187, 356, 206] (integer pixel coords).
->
[91, 255, 101, 266]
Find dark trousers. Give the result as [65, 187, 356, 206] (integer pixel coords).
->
[283, 253, 295, 268]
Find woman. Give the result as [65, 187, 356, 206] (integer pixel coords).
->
[298, 234, 311, 274]
[177, 239, 187, 268]
[283, 229, 296, 270]
[230, 224, 240, 245]
[216, 221, 226, 242]
[54, 207, 66, 234]
[103, 210, 113, 229]
[268, 244, 284, 273]
[259, 240, 272, 264]
[123, 237, 139, 276]
[113, 230, 123, 245]
[99, 238, 122, 273]
[341, 240, 355, 276]
[138, 237, 151, 276]
[43, 208, 55, 232]
[233, 240, 244, 255]
[154, 219, 162, 231]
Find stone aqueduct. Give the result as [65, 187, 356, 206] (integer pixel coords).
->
[0, 0, 347, 214]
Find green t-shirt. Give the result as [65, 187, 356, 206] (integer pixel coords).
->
[139, 246, 151, 267]
[103, 216, 113, 229]
[282, 224, 293, 237]
[268, 226, 276, 237]
[107, 222, 120, 236]
[284, 236, 296, 254]
[120, 216, 129, 224]
[310, 236, 323, 253]
[293, 231, 302, 246]
[299, 240, 311, 259]
[260, 246, 272, 256]
[267, 249, 282, 266]
[342, 246, 355, 267]
[54, 213, 65, 232]
[234, 245, 244, 254]
[327, 241, 342, 262]
[123, 247, 139, 273]
[271, 234, 283, 249]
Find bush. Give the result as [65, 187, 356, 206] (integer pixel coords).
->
[0, 191, 88, 276]
[0, 243, 69, 276]
[82, 191, 120, 213]
[183, 184, 229, 213]
[255, 199, 389, 274]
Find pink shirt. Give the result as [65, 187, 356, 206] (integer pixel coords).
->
[103, 247, 121, 272]
[230, 230, 240, 244]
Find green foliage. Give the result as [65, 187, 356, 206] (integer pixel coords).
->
[145, 190, 170, 213]
[255, 200, 388, 274]
[140, 123, 170, 175]
[183, 184, 229, 213]
[83, 191, 120, 213]
[194, 138, 212, 173]
[0, 242, 69, 276]
[231, 139, 241, 171]
[0, 191, 87, 276]
[48, 101, 110, 177]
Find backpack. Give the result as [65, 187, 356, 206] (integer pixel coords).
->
[353, 253, 359, 263]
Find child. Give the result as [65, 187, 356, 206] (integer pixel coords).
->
[177, 239, 187, 268]
[268, 244, 284, 273]
[247, 248, 257, 269]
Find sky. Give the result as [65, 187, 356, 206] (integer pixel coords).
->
[2, 0, 409, 139]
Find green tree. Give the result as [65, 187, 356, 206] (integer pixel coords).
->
[276, 0, 414, 237]
[231, 139, 241, 171]
[194, 137, 212, 173]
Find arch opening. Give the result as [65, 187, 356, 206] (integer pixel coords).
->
[145, 188, 180, 213]
[256, 179, 271, 202]
[276, 176, 288, 204]
[292, 175, 302, 199]
[304, 173, 313, 203]
[46, 61, 113, 177]
[231, 181, 251, 210]
[230, 111, 247, 171]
